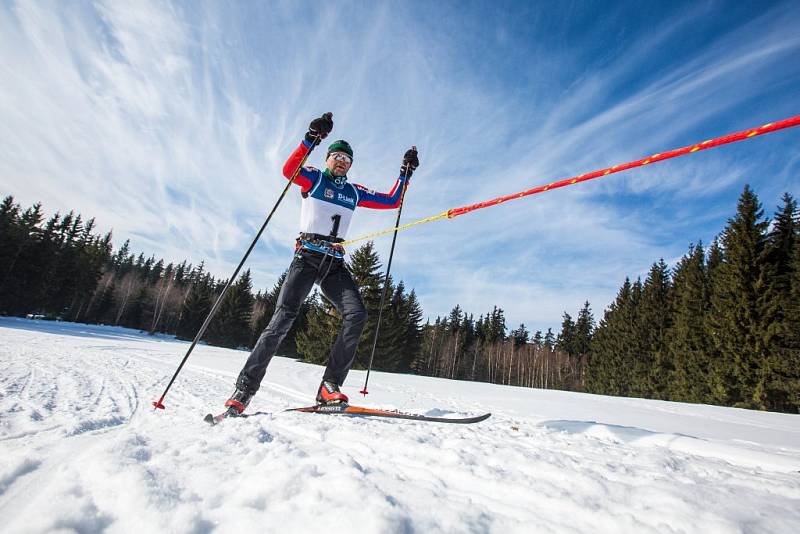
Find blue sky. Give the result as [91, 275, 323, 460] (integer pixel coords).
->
[1, 0, 799, 334]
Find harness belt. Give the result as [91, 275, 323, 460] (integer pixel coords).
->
[296, 233, 346, 259]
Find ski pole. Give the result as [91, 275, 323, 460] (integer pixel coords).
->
[152, 133, 321, 410]
[360, 148, 415, 396]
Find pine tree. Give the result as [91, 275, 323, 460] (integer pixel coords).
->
[532, 330, 543, 349]
[474, 314, 486, 342]
[486, 306, 506, 342]
[512, 323, 530, 347]
[174, 261, 189, 286]
[176, 273, 215, 341]
[372, 279, 405, 371]
[439, 304, 465, 378]
[1, 202, 44, 313]
[587, 281, 620, 395]
[113, 240, 131, 270]
[781, 238, 800, 411]
[763, 193, 799, 411]
[89, 278, 116, 324]
[347, 242, 384, 365]
[371, 281, 399, 370]
[587, 278, 641, 396]
[667, 243, 711, 402]
[556, 313, 576, 356]
[401, 289, 424, 371]
[574, 301, 594, 387]
[250, 271, 308, 357]
[149, 262, 175, 334]
[122, 286, 149, 329]
[640, 260, 672, 398]
[148, 259, 164, 286]
[410, 318, 430, 374]
[0, 197, 22, 307]
[448, 305, 463, 333]
[458, 314, 479, 380]
[765, 194, 797, 300]
[708, 185, 771, 408]
[543, 328, 555, 351]
[703, 238, 728, 402]
[296, 290, 340, 365]
[207, 270, 255, 349]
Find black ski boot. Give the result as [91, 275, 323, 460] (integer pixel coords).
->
[224, 388, 253, 416]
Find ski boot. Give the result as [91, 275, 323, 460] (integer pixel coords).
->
[316, 380, 348, 406]
[224, 387, 253, 416]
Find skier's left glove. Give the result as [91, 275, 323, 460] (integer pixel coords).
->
[400, 146, 419, 178]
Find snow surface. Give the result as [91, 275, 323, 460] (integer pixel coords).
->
[1, 317, 799, 533]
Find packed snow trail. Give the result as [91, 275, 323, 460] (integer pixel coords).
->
[1, 317, 799, 533]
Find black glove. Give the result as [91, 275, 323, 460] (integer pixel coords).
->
[400, 146, 419, 178]
[305, 112, 333, 145]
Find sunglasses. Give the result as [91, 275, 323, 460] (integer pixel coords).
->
[328, 152, 352, 164]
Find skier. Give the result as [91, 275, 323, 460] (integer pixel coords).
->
[223, 113, 420, 415]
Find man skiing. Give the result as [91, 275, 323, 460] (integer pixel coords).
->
[223, 112, 420, 415]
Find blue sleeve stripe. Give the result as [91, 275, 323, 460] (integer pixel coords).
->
[308, 169, 323, 196]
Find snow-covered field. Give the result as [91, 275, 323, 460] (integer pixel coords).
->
[1, 317, 799, 533]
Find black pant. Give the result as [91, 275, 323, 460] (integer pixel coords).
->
[236, 248, 367, 394]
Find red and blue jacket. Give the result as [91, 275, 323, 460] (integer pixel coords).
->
[282, 139, 409, 245]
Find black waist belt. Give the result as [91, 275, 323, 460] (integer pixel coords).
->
[299, 233, 344, 244]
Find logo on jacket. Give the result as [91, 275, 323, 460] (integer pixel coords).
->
[324, 188, 334, 199]
[337, 193, 355, 205]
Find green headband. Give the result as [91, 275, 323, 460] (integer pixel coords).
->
[327, 139, 353, 159]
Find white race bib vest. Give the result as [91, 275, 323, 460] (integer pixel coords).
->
[299, 171, 360, 239]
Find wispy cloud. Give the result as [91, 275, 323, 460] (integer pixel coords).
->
[1, 0, 798, 333]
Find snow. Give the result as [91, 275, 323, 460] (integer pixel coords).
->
[1, 317, 799, 533]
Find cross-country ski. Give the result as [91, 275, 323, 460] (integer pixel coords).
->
[204, 404, 490, 426]
[286, 404, 491, 424]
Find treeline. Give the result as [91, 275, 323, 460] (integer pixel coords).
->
[0, 195, 422, 372]
[412, 304, 590, 391]
[0, 198, 112, 321]
[3, 184, 798, 413]
[0, 195, 253, 346]
[586, 186, 800, 412]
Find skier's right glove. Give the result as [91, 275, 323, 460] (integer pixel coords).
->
[305, 112, 333, 146]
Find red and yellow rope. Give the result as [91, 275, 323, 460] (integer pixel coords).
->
[341, 115, 800, 247]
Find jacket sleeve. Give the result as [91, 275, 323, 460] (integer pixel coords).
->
[282, 139, 319, 193]
[354, 175, 409, 210]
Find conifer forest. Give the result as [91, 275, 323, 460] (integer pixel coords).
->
[1, 184, 798, 412]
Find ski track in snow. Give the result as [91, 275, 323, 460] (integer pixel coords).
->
[0, 317, 799, 533]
